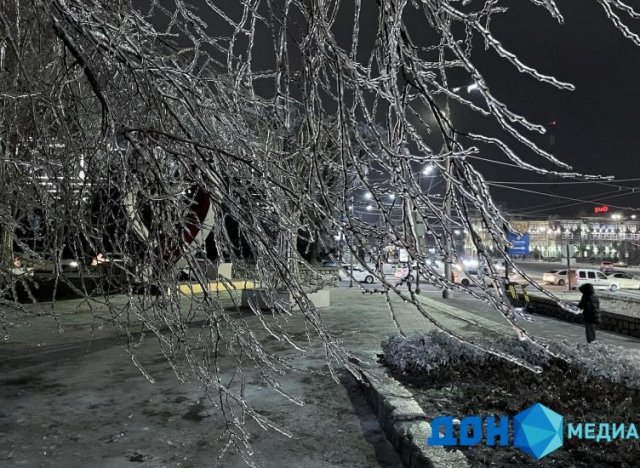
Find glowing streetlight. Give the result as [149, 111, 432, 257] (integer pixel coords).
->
[366, 205, 373, 211]
[422, 164, 434, 175]
[364, 192, 372, 200]
[467, 83, 480, 93]
[389, 194, 396, 200]
[452, 82, 480, 94]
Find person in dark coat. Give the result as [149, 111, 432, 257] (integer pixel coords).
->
[578, 283, 601, 343]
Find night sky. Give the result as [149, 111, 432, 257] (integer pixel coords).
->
[466, 0, 640, 217]
[182, 1, 640, 217]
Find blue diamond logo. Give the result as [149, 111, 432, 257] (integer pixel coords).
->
[513, 403, 563, 460]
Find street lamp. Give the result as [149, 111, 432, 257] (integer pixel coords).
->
[422, 164, 434, 175]
[441, 81, 480, 299]
[349, 195, 355, 287]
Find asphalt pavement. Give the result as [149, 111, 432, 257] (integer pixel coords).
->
[353, 260, 640, 300]
[2, 280, 639, 467]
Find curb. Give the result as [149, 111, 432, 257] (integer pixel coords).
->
[360, 362, 469, 468]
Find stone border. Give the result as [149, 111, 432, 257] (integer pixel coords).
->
[360, 363, 469, 468]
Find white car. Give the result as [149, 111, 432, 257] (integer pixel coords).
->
[454, 267, 523, 287]
[570, 269, 615, 291]
[340, 265, 375, 284]
[542, 269, 569, 286]
[394, 263, 414, 282]
[607, 272, 640, 290]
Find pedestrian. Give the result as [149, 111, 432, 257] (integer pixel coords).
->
[578, 283, 601, 343]
[376, 256, 384, 276]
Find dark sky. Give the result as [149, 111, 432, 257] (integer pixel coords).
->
[181, 1, 640, 218]
[463, 0, 640, 217]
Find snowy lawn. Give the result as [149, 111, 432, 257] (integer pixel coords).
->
[383, 331, 640, 467]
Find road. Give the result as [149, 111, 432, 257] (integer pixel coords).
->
[515, 260, 640, 299]
[342, 260, 640, 300]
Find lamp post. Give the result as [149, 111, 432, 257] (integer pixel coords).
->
[349, 195, 354, 287]
[415, 165, 434, 294]
[441, 97, 455, 299]
[441, 82, 479, 299]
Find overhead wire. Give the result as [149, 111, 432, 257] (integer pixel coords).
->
[510, 188, 640, 216]
[487, 182, 640, 212]
[468, 155, 638, 190]
[466, 155, 640, 215]
[500, 182, 640, 214]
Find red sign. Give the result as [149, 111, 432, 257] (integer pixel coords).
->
[594, 205, 609, 214]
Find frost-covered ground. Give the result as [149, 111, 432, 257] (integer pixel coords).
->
[383, 330, 640, 389]
[3, 287, 640, 467]
[384, 330, 640, 467]
[0, 290, 412, 468]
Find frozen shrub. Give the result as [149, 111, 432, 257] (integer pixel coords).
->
[383, 331, 640, 389]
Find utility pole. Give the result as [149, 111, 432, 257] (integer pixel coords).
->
[440, 82, 479, 299]
[409, 207, 425, 294]
[442, 101, 454, 299]
[566, 244, 572, 292]
[504, 223, 510, 283]
[349, 195, 354, 288]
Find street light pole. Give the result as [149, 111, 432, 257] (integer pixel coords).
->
[441, 83, 479, 298]
[442, 101, 454, 299]
[443, 163, 453, 298]
[349, 195, 354, 288]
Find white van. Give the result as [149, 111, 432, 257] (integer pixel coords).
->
[570, 268, 615, 291]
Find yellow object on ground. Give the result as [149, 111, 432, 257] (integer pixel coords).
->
[178, 280, 256, 295]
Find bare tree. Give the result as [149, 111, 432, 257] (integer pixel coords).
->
[1, 0, 639, 463]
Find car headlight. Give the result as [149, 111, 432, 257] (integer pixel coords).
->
[69, 261, 79, 268]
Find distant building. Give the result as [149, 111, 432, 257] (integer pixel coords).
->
[465, 214, 640, 264]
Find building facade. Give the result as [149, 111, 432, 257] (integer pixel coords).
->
[465, 215, 640, 265]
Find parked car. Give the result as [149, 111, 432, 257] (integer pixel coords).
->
[393, 262, 440, 282]
[394, 263, 414, 282]
[542, 269, 569, 286]
[453, 268, 485, 287]
[491, 259, 506, 273]
[453, 267, 522, 287]
[613, 260, 628, 268]
[26, 255, 82, 277]
[340, 264, 375, 283]
[600, 261, 614, 272]
[606, 272, 640, 290]
[570, 268, 615, 291]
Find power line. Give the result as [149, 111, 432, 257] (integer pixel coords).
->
[487, 182, 640, 212]
[505, 185, 640, 214]
[467, 155, 631, 191]
[486, 178, 640, 187]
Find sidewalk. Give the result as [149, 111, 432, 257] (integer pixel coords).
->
[415, 287, 640, 348]
[1, 288, 638, 468]
[1, 290, 422, 468]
